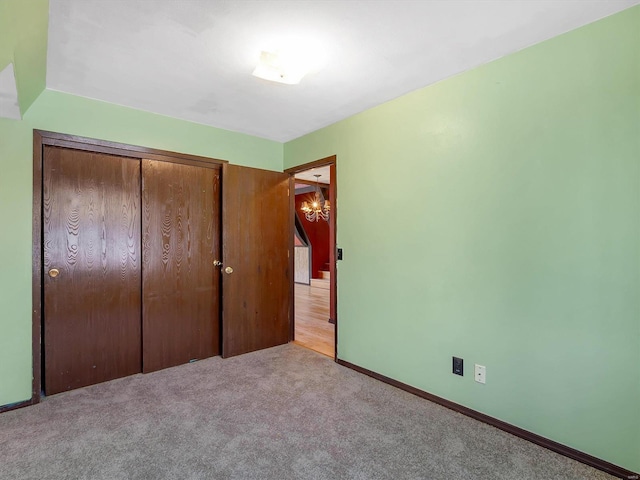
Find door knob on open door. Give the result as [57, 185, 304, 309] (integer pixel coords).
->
[224, 266, 234, 274]
[48, 268, 60, 278]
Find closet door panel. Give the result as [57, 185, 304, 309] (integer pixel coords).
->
[43, 146, 142, 395]
[142, 159, 221, 373]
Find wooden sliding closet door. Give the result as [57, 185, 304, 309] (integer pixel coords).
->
[43, 146, 142, 395]
[142, 160, 221, 373]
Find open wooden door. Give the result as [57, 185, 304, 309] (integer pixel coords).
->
[221, 164, 290, 357]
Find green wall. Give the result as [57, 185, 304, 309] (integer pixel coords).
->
[0, 90, 282, 407]
[0, 119, 34, 406]
[285, 7, 640, 473]
[0, 0, 48, 114]
[25, 90, 283, 169]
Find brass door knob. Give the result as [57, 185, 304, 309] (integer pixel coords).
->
[224, 266, 233, 274]
[213, 260, 222, 267]
[48, 268, 60, 278]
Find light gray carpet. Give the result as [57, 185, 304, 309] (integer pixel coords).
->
[0, 344, 615, 480]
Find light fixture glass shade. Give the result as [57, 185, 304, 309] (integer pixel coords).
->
[252, 51, 308, 85]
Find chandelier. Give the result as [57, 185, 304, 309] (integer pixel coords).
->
[301, 174, 330, 222]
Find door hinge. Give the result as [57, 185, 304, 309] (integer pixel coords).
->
[287, 249, 290, 258]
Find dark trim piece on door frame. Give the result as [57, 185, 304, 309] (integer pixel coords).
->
[30, 130, 227, 407]
[31, 132, 44, 406]
[285, 155, 338, 360]
[337, 359, 639, 480]
[34, 131, 228, 168]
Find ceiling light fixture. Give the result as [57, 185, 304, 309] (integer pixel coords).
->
[252, 37, 326, 85]
[300, 175, 330, 222]
[252, 49, 310, 85]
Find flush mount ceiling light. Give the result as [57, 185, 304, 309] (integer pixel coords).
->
[252, 39, 325, 85]
[252, 50, 309, 85]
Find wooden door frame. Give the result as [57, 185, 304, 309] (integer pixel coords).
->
[284, 155, 337, 360]
[30, 130, 226, 407]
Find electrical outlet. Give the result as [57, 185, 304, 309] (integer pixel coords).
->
[475, 364, 486, 384]
[452, 357, 463, 376]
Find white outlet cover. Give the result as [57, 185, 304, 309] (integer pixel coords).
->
[475, 364, 486, 384]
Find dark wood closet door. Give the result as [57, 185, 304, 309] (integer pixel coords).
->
[221, 164, 290, 357]
[43, 146, 142, 395]
[142, 160, 221, 373]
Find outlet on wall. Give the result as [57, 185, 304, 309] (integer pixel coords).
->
[475, 364, 486, 384]
[452, 357, 463, 376]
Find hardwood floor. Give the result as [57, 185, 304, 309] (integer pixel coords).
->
[294, 281, 334, 357]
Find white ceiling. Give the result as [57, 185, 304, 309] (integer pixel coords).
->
[294, 165, 331, 184]
[47, 0, 638, 143]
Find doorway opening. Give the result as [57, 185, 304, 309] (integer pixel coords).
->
[285, 157, 337, 359]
